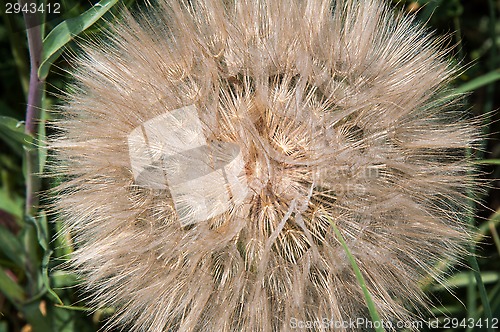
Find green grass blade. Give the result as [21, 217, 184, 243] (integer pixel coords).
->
[468, 254, 494, 332]
[41, 249, 64, 305]
[431, 271, 499, 291]
[465, 281, 500, 332]
[456, 69, 500, 94]
[38, 0, 119, 80]
[0, 226, 26, 268]
[0, 189, 23, 219]
[327, 217, 385, 332]
[55, 304, 91, 311]
[474, 159, 500, 165]
[467, 270, 477, 323]
[488, 219, 500, 256]
[0, 268, 26, 308]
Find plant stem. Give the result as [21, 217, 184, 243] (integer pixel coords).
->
[19, 1, 45, 305]
[20, 0, 44, 217]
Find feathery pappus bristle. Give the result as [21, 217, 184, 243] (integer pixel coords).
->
[50, 0, 480, 331]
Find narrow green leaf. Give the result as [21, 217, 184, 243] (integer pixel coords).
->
[42, 249, 63, 305]
[430, 304, 463, 316]
[465, 282, 500, 332]
[38, 0, 120, 80]
[0, 116, 33, 155]
[0, 225, 26, 268]
[467, 270, 477, 321]
[468, 254, 494, 332]
[25, 212, 65, 305]
[0, 268, 26, 307]
[25, 212, 49, 251]
[456, 69, 500, 94]
[327, 217, 385, 332]
[488, 218, 500, 257]
[55, 304, 91, 311]
[474, 159, 500, 165]
[489, 282, 500, 318]
[431, 271, 499, 291]
[0, 189, 23, 219]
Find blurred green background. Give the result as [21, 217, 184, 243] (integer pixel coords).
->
[0, 0, 499, 331]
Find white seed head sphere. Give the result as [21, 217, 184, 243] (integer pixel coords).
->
[51, 0, 479, 331]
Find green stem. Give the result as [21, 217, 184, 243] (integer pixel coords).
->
[20, 0, 45, 217]
[19, 0, 45, 317]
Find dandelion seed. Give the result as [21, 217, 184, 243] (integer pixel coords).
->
[51, 0, 480, 331]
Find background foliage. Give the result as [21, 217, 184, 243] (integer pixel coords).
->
[0, 0, 498, 331]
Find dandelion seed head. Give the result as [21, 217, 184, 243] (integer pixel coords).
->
[51, 0, 480, 331]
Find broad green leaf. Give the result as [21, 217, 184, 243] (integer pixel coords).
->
[38, 0, 120, 80]
[0, 116, 32, 155]
[456, 69, 500, 94]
